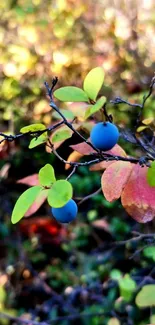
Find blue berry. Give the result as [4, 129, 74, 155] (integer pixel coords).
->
[51, 199, 78, 223]
[90, 122, 119, 151]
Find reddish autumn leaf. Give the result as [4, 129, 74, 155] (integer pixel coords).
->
[121, 164, 155, 223]
[25, 189, 48, 217]
[65, 151, 83, 170]
[17, 174, 39, 186]
[90, 161, 114, 171]
[90, 144, 127, 171]
[101, 161, 133, 202]
[70, 140, 95, 155]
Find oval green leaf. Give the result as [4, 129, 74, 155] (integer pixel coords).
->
[29, 133, 48, 149]
[147, 161, 155, 187]
[136, 285, 155, 307]
[11, 186, 42, 224]
[83, 67, 104, 101]
[54, 86, 89, 102]
[143, 246, 155, 261]
[84, 96, 106, 120]
[20, 123, 46, 134]
[39, 164, 56, 187]
[52, 127, 72, 143]
[119, 274, 136, 302]
[47, 180, 73, 208]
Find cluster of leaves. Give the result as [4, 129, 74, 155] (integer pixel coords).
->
[11, 164, 73, 224]
[9, 66, 155, 225]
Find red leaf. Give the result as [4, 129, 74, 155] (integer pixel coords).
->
[90, 144, 127, 171]
[25, 189, 48, 217]
[17, 174, 39, 186]
[101, 161, 133, 202]
[121, 164, 155, 223]
[70, 140, 95, 155]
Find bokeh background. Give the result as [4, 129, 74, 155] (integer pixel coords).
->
[0, 0, 155, 324]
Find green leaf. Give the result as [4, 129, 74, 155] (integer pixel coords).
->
[47, 180, 73, 208]
[11, 186, 42, 224]
[83, 67, 104, 101]
[29, 133, 47, 149]
[147, 161, 155, 187]
[0, 286, 6, 304]
[52, 109, 75, 120]
[143, 246, 155, 261]
[108, 318, 120, 325]
[54, 86, 89, 102]
[136, 285, 155, 307]
[150, 314, 155, 324]
[118, 274, 136, 302]
[52, 127, 72, 143]
[39, 164, 56, 187]
[84, 96, 106, 120]
[20, 123, 46, 133]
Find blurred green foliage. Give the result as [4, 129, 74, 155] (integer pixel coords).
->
[0, 0, 155, 324]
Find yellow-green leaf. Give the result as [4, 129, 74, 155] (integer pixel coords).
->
[147, 161, 155, 187]
[11, 186, 42, 224]
[84, 96, 106, 120]
[20, 123, 46, 133]
[119, 274, 136, 302]
[47, 180, 73, 208]
[29, 133, 47, 149]
[83, 67, 104, 101]
[52, 127, 72, 143]
[136, 126, 148, 132]
[136, 285, 155, 307]
[142, 117, 154, 125]
[39, 164, 56, 187]
[54, 86, 89, 102]
[29, 132, 48, 149]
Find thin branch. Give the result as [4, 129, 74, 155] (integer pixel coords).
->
[51, 144, 101, 166]
[66, 165, 77, 180]
[115, 232, 155, 246]
[78, 187, 102, 206]
[0, 121, 64, 145]
[142, 75, 155, 108]
[47, 140, 150, 167]
[110, 97, 142, 108]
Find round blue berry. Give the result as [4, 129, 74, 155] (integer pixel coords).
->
[51, 199, 78, 223]
[90, 122, 119, 151]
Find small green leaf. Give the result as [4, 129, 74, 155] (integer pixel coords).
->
[118, 274, 136, 302]
[143, 246, 155, 261]
[52, 109, 75, 120]
[54, 86, 89, 102]
[0, 286, 6, 304]
[83, 67, 104, 101]
[39, 164, 56, 187]
[20, 123, 46, 133]
[52, 127, 72, 143]
[29, 133, 47, 149]
[147, 161, 155, 187]
[47, 180, 73, 208]
[136, 285, 155, 307]
[11, 186, 42, 224]
[108, 318, 120, 325]
[84, 96, 106, 120]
